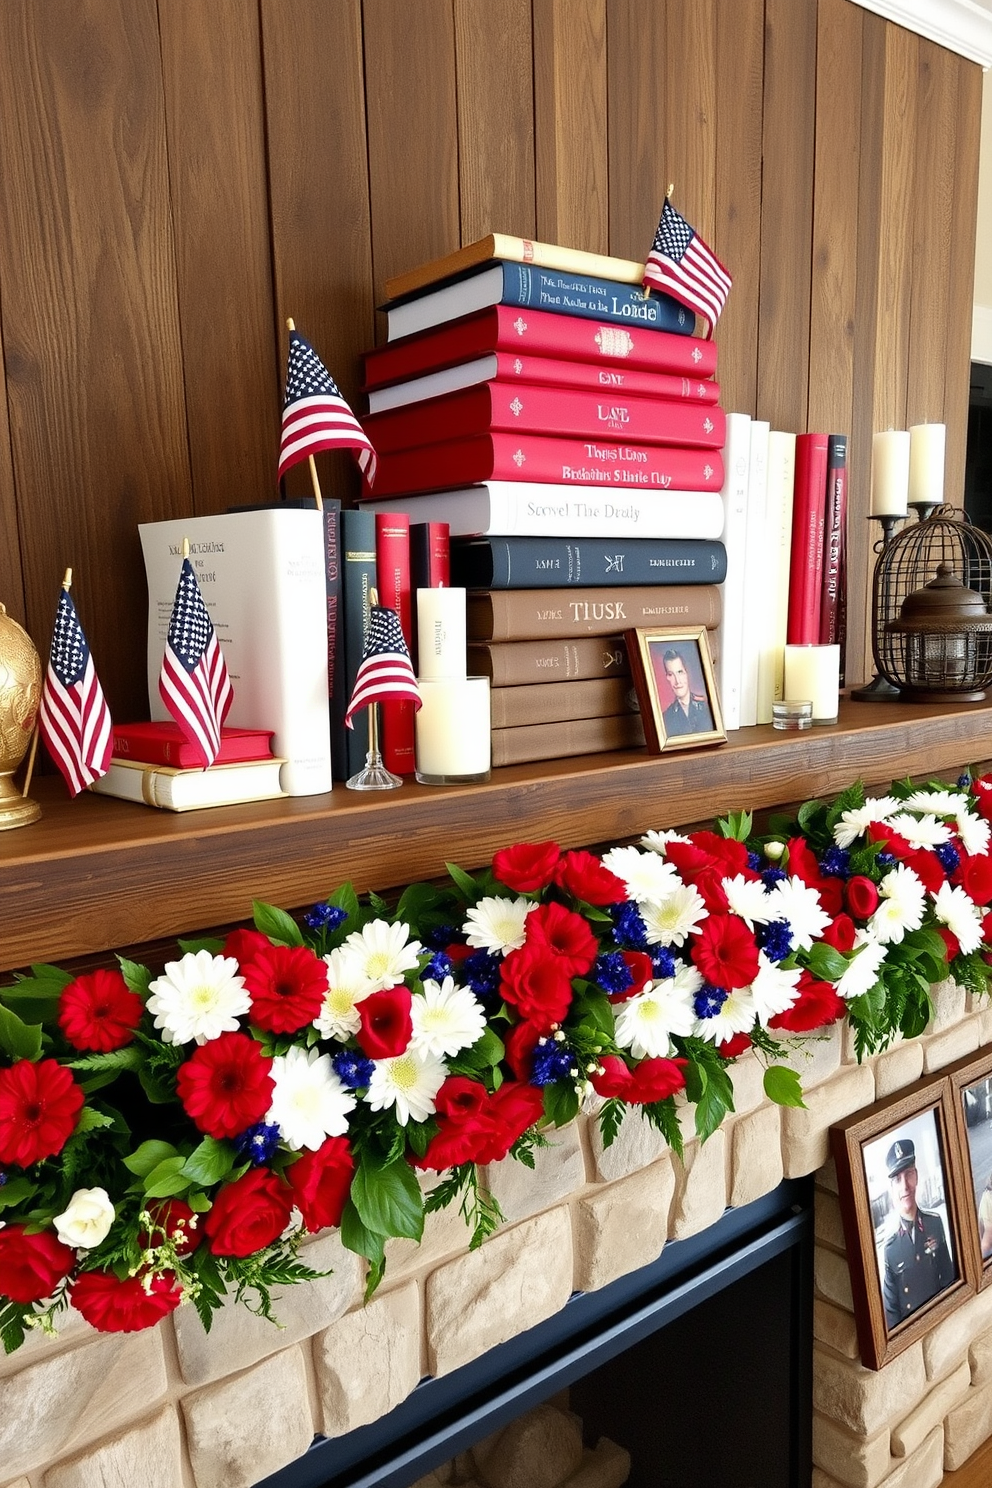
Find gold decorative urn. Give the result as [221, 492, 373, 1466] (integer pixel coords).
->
[0, 602, 42, 828]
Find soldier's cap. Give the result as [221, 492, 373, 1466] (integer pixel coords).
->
[886, 1138, 916, 1178]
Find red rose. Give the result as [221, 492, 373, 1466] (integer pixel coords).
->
[240, 943, 328, 1034]
[668, 832, 752, 881]
[478, 1081, 546, 1163]
[286, 1136, 354, 1232]
[867, 821, 914, 859]
[0, 1225, 75, 1303]
[503, 1020, 541, 1081]
[500, 945, 574, 1032]
[223, 927, 272, 965]
[590, 1055, 634, 1099]
[176, 1031, 274, 1140]
[492, 840, 561, 893]
[553, 850, 626, 906]
[786, 838, 844, 917]
[525, 901, 598, 978]
[769, 970, 845, 1032]
[0, 1058, 84, 1167]
[141, 1199, 198, 1255]
[204, 1167, 294, 1257]
[608, 950, 654, 1002]
[435, 1076, 489, 1122]
[356, 987, 413, 1059]
[845, 876, 880, 920]
[956, 853, 992, 906]
[972, 777, 992, 822]
[691, 914, 760, 990]
[904, 848, 944, 895]
[629, 1056, 688, 1103]
[58, 969, 143, 1053]
[717, 1032, 752, 1059]
[71, 1269, 182, 1332]
[822, 914, 857, 954]
[416, 1112, 500, 1170]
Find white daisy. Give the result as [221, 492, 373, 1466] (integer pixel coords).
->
[767, 876, 831, 951]
[313, 947, 370, 1042]
[601, 844, 679, 904]
[640, 828, 691, 856]
[957, 810, 991, 858]
[832, 796, 901, 850]
[267, 1045, 356, 1151]
[693, 986, 757, 1046]
[932, 880, 985, 954]
[341, 919, 423, 993]
[869, 863, 926, 945]
[904, 789, 970, 816]
[463, 895, 535, 956]
[748, 951, 802, 1027]
[613, 978, 696, 1059]
[672, 960, 705, 998]
[410, 976, 487, 1059]
[640, 882, 708, 946]
[722, 873, 777, 929]
[886, 812, 952, 850]
[147, 950, 251, 1046]
[365, 1048, 448, 1126]
[834, 931, 888, 1001]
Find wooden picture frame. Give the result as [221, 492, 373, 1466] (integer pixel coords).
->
[830, 1076, 973, 1369]
[624, 626, 726, 754]
[946, 1048, 992, 1292]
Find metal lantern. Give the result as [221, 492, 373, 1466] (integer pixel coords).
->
[872, 507, 992, 701]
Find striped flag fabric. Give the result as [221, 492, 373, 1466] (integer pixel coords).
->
[643, 198, 732, 336]
[278, 329, 377, 485]
[344, 604, 421, 728]
[158, 556, 233, 768]
[37, 588, 113, 797]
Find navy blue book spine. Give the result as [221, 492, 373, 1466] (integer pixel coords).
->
[451, 537, 727, 589]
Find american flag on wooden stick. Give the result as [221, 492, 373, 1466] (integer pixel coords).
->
[643, 197, 732, 336]
[344, 603, 421, 728]
[159, 555, 233, 768]
[278, 328, 377, 485]
[37, 585, 113, 797]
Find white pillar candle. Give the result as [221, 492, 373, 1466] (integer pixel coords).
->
[783, 644, 841, 724]
[415, 676, 491, 783]
[416, 587, 467, 679]
[908, 422, 946, 505]
[870, 430, 910, 516]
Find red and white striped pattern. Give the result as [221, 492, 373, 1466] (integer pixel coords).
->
[37, 589, 113, 797]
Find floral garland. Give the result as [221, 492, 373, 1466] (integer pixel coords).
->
[2, 770, 992, 1354]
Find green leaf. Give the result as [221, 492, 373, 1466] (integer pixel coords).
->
[394, 880, 444, 924]
[543, 1081, 580, 1128]
[350, 1153, 424, 1243]
[143, 1156, 191, 1199]
[340, 1198, 387, 1298]
[576, 989, 616, 1040]
[0, 982, 63, 1024]
[66, 1046, 143, 1074]
[0, 1003, 43, 1062]
[75, 1107, 116, 1134]
[796, 797, 824, 834]
[804, 943, 851, 983]
[598, 1098, 625, 1149]
[178, 936, 225, 955]
[0, 1177, 37, 1211]
[182, 1137, 235, 1187]
[763, 1065, 806, 1108]
[252, 901, 304, 947]
[124, 1139, 181, 1178]
[445, 861, 480, 901]
[117, 958, 153, 997]
[718, 809, 753, 842]
[26, 963, 74, 989]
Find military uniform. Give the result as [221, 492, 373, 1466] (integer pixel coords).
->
[880, 1136, 955, 1331]
[662, 693, 713, 737]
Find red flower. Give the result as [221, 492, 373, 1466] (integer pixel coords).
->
[553, 850, 626, 906]
[769, 970, 845, 1032]
[176, 1031, 274, 1140]
[972, 776, 992, 822]
[204, 1167, 294, 1257]
[590, 1055, 634, 1099]
[71, 1269, 182, 1332]
[608, 951, 654, 1002]
[58, 969, 144, 1053]
[717, 1032, 752, 1059]
[479, 1081, 546, 1163]
[286, 1136, 354, 1233]
[822, 914, 857, 954]
[0, 1059, 84, 1167]
[503, 1020, 541, 1081]
[867, 820, 914, 860]
[141, 1199, 198, 1255]
[955, 852, 992, 907]
[845, 877, 880, 920]
[356, 987, 413, 1059]
[669, 832, 753, 881]
[240, 943, 328, 1035]
[500, 945, 574, 1032]
[223, 927, 272, 965]
[691, 914, 760, 991]
[629, 1057, 689, 1103]
[416, 1110, 501, 1170]
[0, 1225, 75, 1303]
[937, 926, 961, 962]
[435, 1075, 489, 1122]
[904, 848, 945, 895]
[786, 838, 844, 917]
[492, 840, 561, 893]
[525, 901, 599, 978]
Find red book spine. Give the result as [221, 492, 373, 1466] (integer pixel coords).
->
[819, 435, 848, 645]
[111, 723, 275, 768]
[786, 433, 830, 645]
[362, 304, 719, 389]
[374, 512, 416, 774]
[363, 383, 726, 454]
[488, 353, 719, 403]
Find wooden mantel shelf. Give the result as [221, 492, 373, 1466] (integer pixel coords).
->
[4, 696, 992, 974]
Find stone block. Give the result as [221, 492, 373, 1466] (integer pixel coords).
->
[182, 1346, 315, 1488]
[561, 1438, 632, 1487]
[815, 1246, 855, 1312]
[484, 1119, 588, 1224]
[927, 977, 967, 1031]
[0, 1305, 90, 1380]
[728, 1102, 783, 1208]
[814, 1300, 860, 1359]
[818, 1157, 840, 1194]
[815, 1189, 847, 1252]
[890, 1357, 969, 1457]
[770, 1021, 843, 1089]
[425, 1208, 573, 1377]
[586, 1099, 674, 1183]
[42, 1407, 181, 1488]
[943, 1376, 992, 1470]
[668, 1129, 727, 1241]
[315, 1280, 422, 1437]
[872, 1041, 924, 1101]
[920, 1015, 982, 1073]
[572, 1156, 676, 1292]
[0, 1328, 166, 1480]
[174, 1230, 361, 1385]
[969, 1323, 992, 1386]
[873, 1426, 942, 1488]
[923, 1284, 992, 1380]
[812, 1341, 927, 1437]
[811, 1411, 891, 1488]
[475, 1401, 583, 1488]
[728, 1049, 768, 1115]
[781, 1066, 876, 1178]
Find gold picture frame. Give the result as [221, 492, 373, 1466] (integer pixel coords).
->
[624, 626, 726, 754]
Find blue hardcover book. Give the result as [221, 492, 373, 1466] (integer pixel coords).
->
[450, 536, 727, 590]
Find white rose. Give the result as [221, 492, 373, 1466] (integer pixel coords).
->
[53, 1187, 115, 1250]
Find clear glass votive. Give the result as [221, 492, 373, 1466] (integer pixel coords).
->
[772, 699, 813, 731]
[415, 675, 491, 784]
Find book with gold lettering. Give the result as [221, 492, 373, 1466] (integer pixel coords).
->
[383, 232, 647, 303]
[466, 585, 722, 643]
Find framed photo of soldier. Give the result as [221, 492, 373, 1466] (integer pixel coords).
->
[624, 626, 726, 754]
[831, 1077, 973, 1369]
[947, 1049, 992, 1292]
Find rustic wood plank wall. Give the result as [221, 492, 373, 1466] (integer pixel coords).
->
[0, 0, 981, 718]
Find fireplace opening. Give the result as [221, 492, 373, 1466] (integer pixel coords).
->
[260, 1177, 814, 1488]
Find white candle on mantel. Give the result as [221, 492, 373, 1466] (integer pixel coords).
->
[870, 430, 910, 516]
[908, 422, 946, 506]
[415, 676, 491, 782]
[416, 587, 467, 679]
[783, 644, 841, 724]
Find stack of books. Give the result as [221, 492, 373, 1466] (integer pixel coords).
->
[359, 233, 728, 765]
[89, 722, 285, 811]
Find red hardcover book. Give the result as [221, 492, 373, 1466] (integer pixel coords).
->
[362, 434, 724, 500]
[363, 382, 726, 456]
[819, 434, 848, 646]
[374, 512, 416, 774]
[786, 433, 830, 645]
[111, 722, 275, 769]
[362, 304, 719, 390]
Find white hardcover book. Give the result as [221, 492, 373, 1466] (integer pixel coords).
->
[716, 412, 752, 732]
[756, 431, 797, 723]
[138, 509, 333, 797]
[737, 420, 770, 727]
[367, 355, 499, 411]
[89, 756, 287, 812]
[361, 482, 725, 540]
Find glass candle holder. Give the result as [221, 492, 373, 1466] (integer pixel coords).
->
[772, 699, 813, 731]
[415, 675, 491, 784]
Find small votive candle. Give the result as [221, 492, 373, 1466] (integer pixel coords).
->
[870, 430, 910, 517]
[772, 699, 813, 731]
[783, 644, 841, 725]
[415, 676, 491, 784]
[416, 587, 467, 679]
[908, 422, 946, 506]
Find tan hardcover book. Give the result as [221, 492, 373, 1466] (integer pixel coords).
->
[467, 585, 722, 643]
[384, 233, 644, 304]
[468, 635, 630, 686]
[490, 676, 637, 729]
[491, 712, 645, 767]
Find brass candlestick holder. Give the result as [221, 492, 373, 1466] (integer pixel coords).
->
[0, 602, 42, 828]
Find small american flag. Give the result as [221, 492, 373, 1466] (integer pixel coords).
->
[37, 588, 113, 797]
[278, 329, 377, 485]
[159, 556, 233, 767]
[344, 604, 421, 728]
[644, 198, 732, 336]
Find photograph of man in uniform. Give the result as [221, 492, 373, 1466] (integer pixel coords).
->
[653, 644, 714, 738]
[877, 1135, 956, 1331]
